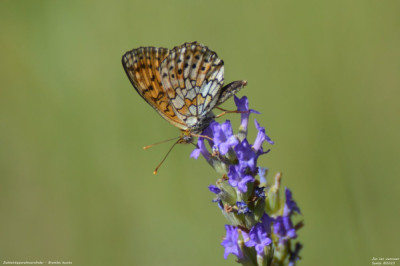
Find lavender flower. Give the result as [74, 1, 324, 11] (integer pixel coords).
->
[289, 243, 303, 266]
[284, 188, 301, 216]
[243, 223, 272, 256]
[228, 165, 255, 193]
[261, 213, 274, 234]
[221, 225, 243, 260]
[236, 201, 251, 214]
[191, 96, 304, 265]
[273, 188, 301, 245]
[212, 198, 224, 210]
[210, 120, 239, 155]
[254, 119, 274, 151]
[254, 186, 266, 200]
[234, 138, 258, 172]
[190, 136, 210, 160]
[274, 216, 297, 244]
[209, 185, 221, 194]
[258, 167, 268, 184]
[234, 95, 260, 138]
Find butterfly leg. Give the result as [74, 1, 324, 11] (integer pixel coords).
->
[215, 107, 250, 118]
[191, 133, 214, 142]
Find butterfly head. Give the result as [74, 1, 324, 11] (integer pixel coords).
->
[178, 130, 194, 144]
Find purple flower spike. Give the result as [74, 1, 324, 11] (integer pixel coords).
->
[253, 119, 274, 152]
[284, 187, 301, 216]
[234, 95, 260, 133]
[244, 223, 272, 256]
[228, 165, 255, 193]
[221, 225, 243, 260]
[210, 120, 239, 155]
[186, 95, 303, 262]
[209, 185, 221, 194]
[190, 137, 211, 160]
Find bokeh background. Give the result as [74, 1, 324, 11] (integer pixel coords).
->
[1, 0, 399, 265]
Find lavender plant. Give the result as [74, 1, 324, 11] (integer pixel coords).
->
[191, 96, 304, 266]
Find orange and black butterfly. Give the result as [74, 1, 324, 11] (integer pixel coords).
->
[122, 42, 247, 145]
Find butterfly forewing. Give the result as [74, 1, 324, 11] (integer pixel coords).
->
[122, 47, 187, 130]
[160, 42, 224, 128]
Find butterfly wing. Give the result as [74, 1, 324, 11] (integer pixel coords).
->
[122, 46, 188, 130]
[159, 42, 225, 130]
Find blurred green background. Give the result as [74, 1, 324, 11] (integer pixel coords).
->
[1, 0, 399, 265]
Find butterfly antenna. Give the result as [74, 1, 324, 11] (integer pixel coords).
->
[143, 136, 180, 150]
[153, 140, 179, 175]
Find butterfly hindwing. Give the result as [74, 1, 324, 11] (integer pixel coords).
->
[160, 42, 225, 127]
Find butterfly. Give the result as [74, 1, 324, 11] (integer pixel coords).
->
[122, 41, 247, 144]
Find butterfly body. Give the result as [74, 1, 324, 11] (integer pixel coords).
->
[122, 42, 246, 143]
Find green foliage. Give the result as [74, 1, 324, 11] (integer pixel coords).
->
[0, 0, 399, 265]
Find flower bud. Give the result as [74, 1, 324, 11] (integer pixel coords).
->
[218, 179, 237, 205]
[253, 198, 266, 221]
[266, 172, 282, 214]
